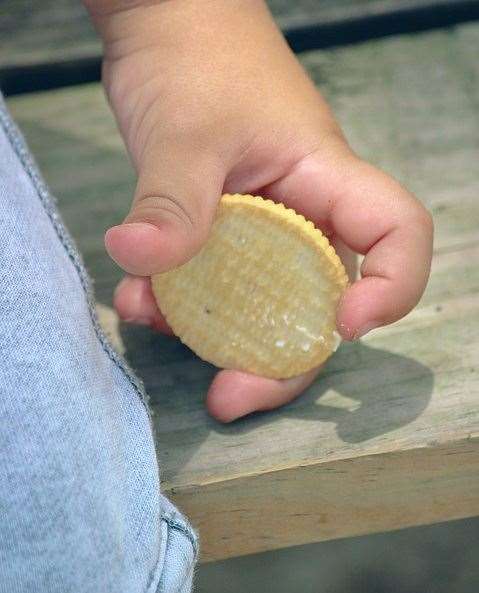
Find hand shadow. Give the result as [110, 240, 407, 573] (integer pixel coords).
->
[210, 339, 435, 445]
[274, 339, 435, 444]
[120, 322, 434, 482]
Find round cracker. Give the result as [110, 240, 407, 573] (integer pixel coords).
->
[151, 194, 348, 379]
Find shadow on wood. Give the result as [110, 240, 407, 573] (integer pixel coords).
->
[119, 322, 434, 481]
[219, 341, 434, 444]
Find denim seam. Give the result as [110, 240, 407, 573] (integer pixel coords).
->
[154, 517, 198, 593]
[0, 96, 149, 411]
[161, 515, 199, 561]
[145, 519, 169, 593]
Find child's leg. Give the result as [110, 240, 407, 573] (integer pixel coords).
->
[0, 96, 197, 593]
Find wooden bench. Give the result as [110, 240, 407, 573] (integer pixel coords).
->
[4, 0, 479, 563]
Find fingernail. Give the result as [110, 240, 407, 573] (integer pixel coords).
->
[114, 276, 153, 326]
[353, 321, 380, 340]
[114, 275, 136, 298]
[123, 316, 152, 326]
[105, 223, 160, 256]
[107, 222, 159, 234]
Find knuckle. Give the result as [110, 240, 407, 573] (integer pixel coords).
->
[419, 204, 434, 232]
[409, 200, 434, 235]
[130, 194, 196, 231]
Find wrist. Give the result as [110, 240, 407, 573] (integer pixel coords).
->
[84, 0, 273, 61]
[84, 0, 324, 178]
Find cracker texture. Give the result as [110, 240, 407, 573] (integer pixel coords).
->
[151, 194, 348, 379]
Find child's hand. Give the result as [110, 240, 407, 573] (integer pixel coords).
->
[86, 0, 433, 422]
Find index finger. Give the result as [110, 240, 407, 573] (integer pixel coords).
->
[259, 149, 434, 340]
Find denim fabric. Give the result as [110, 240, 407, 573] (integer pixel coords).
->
[0, 96, 198, 593]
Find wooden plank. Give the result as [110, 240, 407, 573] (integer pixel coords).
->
[272, 0, 479, 28]
[7, 23, 479, 561]
[2, 1, 479, 69]
[174, 441, 479, 559]
[0, 1, 99, 68]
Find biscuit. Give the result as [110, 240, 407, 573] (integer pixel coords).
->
[151, 194, 348, 379]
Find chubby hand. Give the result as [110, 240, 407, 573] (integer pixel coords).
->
[85, 0, 433, 422]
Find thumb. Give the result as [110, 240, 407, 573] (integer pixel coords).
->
[105, 144, 224, 276]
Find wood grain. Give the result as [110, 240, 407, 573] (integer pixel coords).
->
[7, 23, 479, 561]
[173, 441, 479, 559]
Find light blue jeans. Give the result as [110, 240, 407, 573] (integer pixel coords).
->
[0, 96, 198, 592]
